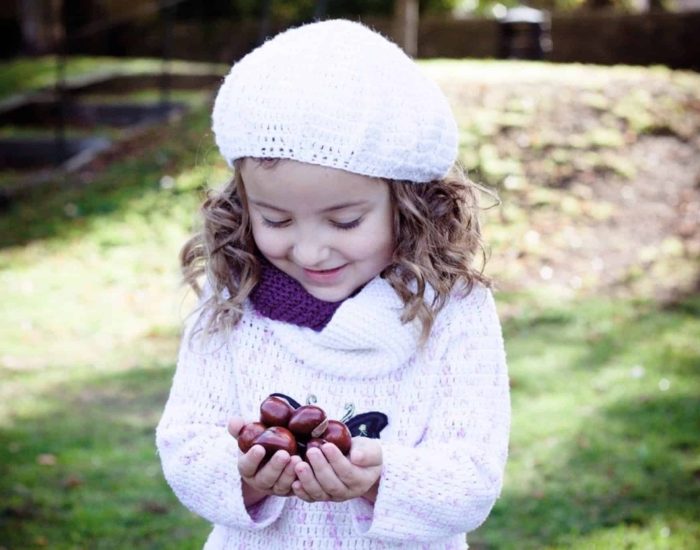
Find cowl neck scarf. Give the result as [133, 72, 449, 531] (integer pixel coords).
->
[249, 258, 345, 332]
[247, 262, 423, 379]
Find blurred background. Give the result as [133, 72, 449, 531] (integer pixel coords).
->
[1, 1, 699, 549]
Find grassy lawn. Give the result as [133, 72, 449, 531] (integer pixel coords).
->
[0, 56, 226, 102]
[1, 58, 699, 549]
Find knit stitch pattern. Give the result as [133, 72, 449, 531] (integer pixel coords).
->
[156, 279, 510, 549]
[211, 20, 458, 183]
[249, 258, 343, 331]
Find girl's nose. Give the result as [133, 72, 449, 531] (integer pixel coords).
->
[292, 236, 330, 268]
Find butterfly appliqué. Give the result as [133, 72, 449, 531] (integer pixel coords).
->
[270, 392, 388, 439]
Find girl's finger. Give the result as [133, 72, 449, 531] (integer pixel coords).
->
[295, 460, 330, 501]
[308, 446, 349, 497]
[321, 443, 357, 486]
[274, 455, 301, 494]
[292, 480, 313, 503]
[237, 445, 266, 478]
[254, 450, 291, 489]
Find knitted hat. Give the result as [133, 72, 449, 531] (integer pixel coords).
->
[212, 19, 458, 183]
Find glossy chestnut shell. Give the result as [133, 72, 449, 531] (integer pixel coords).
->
[236, 396, 355, 463]
[288, 405, 328, 438]
[259, 395, 294, 427]
[320, 420, 352, 455]
[254, 426, 298, 460]
[237, 422, 267, 453]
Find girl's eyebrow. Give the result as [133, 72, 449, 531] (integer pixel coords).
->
[249, 200, 287, 213]
[250, 200, 368, 213]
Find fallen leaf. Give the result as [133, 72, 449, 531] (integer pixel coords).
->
[62, 474, 83, 490]
[36, 454, 57, 466]
[142, 501, 169, 515]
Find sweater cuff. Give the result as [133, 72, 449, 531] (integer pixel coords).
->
[348, 495, 376, 534]
[245, 494, 287, 527]
[348, 448, 410, 540]
[349, 442, 500, 542]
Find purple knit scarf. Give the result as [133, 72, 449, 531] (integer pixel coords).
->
[250, 258, 345, 332]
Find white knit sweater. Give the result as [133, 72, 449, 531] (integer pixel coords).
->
[156, 277, 510, 549]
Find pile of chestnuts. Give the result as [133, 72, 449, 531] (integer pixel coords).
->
[235, 395, 353, 463]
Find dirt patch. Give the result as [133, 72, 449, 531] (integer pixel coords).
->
[432, 63, 700, 302]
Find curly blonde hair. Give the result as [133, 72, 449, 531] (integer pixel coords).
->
[180, 160, 491, 343]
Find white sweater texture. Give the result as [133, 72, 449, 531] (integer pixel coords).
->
[156, 277, 510, 549]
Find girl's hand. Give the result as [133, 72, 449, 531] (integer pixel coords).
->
[228, 417, 301, 507]
[292, 437, 382, 503]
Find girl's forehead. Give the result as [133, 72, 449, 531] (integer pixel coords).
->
[241, 158, 388, 206]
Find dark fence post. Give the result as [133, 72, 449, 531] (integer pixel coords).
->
[314, 0, 329, 20]
[498, 5, 552, 60]
[54, 1, 67, 166]
[160, 0, 173, 112]
[258, 0, 273, 45]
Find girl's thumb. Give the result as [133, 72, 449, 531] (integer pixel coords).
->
[227, 418, 245, 439]
[350, 449, 366, 465]
[350, 438, 381, 466]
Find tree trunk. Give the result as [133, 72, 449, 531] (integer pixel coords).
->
[18, 0, 64, 54]
[19, 0, 48, 54]
[583, 0, 615, 8]
[393, 0, 419, 57]
[258, 0, 273, 45]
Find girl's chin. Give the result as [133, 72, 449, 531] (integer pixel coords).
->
[303, 285, 354, 303]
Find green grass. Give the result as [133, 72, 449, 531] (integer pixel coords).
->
[0, 56, 226, 102]
[0, 102, 219, 549]
[1, 58, 699, 549]
[474, 294, 700, 549]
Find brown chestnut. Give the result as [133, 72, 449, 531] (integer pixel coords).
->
[237, 422, 267, 453]
[260, 395, 294, 427]
[254, 426, 298, 461]
[288, 405, 328, 438]
[321, 420, 352, 455]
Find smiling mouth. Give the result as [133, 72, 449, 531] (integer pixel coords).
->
[302, 264, 347, 282]
[306, 266, 344, 274]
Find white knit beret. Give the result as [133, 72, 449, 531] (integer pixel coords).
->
[212, 19, 458, 183]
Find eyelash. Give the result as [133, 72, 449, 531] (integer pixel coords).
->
[261, 218, 290, 228]
[333, 218, 362, 230]
[261, 217, 362, 230]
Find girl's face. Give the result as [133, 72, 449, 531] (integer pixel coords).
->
[240, 158, 394, 302]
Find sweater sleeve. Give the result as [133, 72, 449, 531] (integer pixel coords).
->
[155, 305, 286, 529]
[349, 287, 510, 542]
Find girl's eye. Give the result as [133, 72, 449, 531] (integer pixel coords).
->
[332, 218, 362, 230]
[262, 217, 290, 228]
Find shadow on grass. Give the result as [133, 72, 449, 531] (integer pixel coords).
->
[0, 362, 209, 549]
[478, 296, 700, 549]
[490, 394, 699, 549]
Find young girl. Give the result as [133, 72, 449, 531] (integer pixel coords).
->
[157, 19, 510, 549]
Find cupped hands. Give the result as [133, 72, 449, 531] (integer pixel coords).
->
[228, 416, 382, 505]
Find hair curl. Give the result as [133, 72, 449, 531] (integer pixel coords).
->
[180, 160, 492, 343]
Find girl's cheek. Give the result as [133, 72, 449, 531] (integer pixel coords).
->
[252, 228, 288, 258]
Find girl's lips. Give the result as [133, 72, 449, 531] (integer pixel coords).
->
[302, 265, 347, 284]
